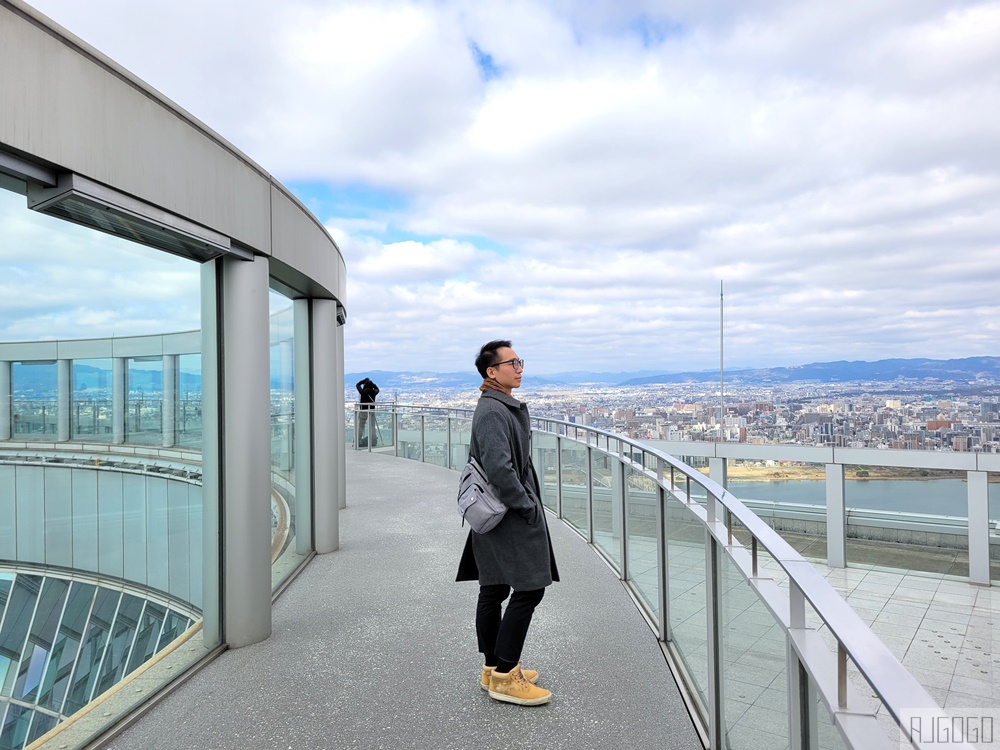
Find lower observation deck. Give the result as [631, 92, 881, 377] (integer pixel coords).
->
[99, 450, 703, 749]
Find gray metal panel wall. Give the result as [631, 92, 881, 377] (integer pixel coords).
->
[1, 463, 202, 608]
[0, 2, 346, 302]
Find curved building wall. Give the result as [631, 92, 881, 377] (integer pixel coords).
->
[1, 0, 348, 704]
[0, 458, 203, 608]
[0, 2, 345, 302]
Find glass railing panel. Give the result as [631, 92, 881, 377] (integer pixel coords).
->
[396, 413, 422, 460]
[125, 357, 163, 446]
[11, 361, 57, 440]
[560, 439, 589, 537]
[664, 492, 708, 707]
[373, 410, 395, 451]
[625, 466, 659, 619]
[718, 548, 789, 749]
[176, 353, 202, 449]
[591, 449, 619, 569]
[71, 358, 112, 442]
[810, 676, 851, 749]
[449, 417, 472, 468]
[532, 431, 558, 512]
[423, 415, 449, 467]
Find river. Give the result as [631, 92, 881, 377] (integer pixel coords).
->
[725, 478, 1000, 518]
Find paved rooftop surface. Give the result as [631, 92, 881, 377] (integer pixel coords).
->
[106, 450, 702, 750]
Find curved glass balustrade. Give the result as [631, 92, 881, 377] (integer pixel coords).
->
[355, 403, 982, 750]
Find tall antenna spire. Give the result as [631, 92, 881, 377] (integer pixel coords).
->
[720, 280, 724, 439]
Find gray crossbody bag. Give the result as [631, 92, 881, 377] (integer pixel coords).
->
[457, 456, 507, 533]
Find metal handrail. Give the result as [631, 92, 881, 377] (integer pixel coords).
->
[354, 403, 972, 749]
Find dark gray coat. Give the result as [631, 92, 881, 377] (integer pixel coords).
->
[455, 389, 559, 590]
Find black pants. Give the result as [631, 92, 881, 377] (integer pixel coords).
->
[476, 584, 545, 664]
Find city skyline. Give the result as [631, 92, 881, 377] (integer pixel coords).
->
[7, 1, 1000, 375]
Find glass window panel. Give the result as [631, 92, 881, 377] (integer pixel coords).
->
[0, 575, 42, 697]
[157, 611, 191, 650]
[10, 361, 57, 439]
[1, 702, 32, 750]
[14, 577, 68, 702]
[94, 595, 143, 696]
[38, 582, 96, 713]
[269, 290, 300, 590]
[26, 711, 57, 745]
[125, 602, 165, 676]
[64, 588, 119, 714]
[71, 358, 113, 441]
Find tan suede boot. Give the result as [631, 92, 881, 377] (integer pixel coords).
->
[487, 664, 552, 706]
[480, 664, 539, 691]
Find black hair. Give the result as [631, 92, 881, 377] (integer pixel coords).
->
[475, 339, 512, 379]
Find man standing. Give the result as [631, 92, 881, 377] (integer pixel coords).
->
[356, 377, 379, 447]
[456, 340, 559, 706]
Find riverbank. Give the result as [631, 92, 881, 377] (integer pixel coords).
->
[702, 463, 993, 482]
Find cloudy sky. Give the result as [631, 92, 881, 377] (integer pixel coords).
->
[12, 0, 1000, 375]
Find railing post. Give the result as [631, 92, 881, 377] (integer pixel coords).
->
[393, 408, 399, 458]
[112, 356, 125, 444]
[446, 417, 452, 470]
[657, 458, 669, 642]
[826, 463, 846, 568]
[787, 581, 809, 750]
[57, 357, 71, 441]
[586, 443, 595, 545]
[0, 360, 10, 440]
[555, 434, 563, 517]
[420, 414, 425, 462]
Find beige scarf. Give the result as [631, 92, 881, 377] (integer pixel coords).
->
[479, 377, 512, 397]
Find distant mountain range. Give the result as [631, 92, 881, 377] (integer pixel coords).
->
[349, 357, 1000, 390]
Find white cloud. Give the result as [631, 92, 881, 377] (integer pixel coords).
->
[12, 0, 1000, 374]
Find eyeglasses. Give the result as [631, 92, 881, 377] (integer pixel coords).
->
[491, 357, 524, 371]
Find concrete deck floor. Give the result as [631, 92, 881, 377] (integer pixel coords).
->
[104, 450, 702, 750]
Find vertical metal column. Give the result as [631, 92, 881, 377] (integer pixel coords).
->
[203, 255, 272, 649]
[293, 299, 313, 555]
[200, 262, 222, 649]
[555, 435, 563, 517]
[313, 298, 340, 553]
[0, 361, 9, 439]
[334, 309, 347, 511]
[826, 463, 847, 568]
[162, 354, 177, 448]
[112, 356, 125, 444]
[709, 456, 727, 490]
[968, 470, 990, 585]
[57, 358, 70, 441]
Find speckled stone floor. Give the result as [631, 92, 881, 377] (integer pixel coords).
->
[104, 450, 701, 750]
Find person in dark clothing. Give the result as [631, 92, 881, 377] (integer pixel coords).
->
[456, 340, 559, 706]
[356, 377, 379, 447]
